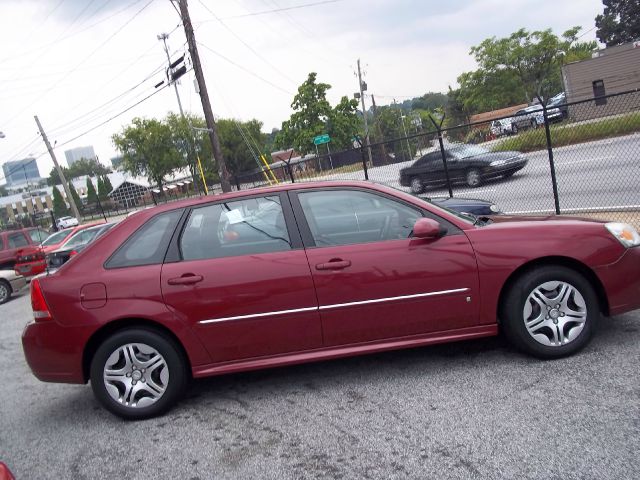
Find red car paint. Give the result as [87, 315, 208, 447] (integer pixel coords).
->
[21, 181, 640, 385]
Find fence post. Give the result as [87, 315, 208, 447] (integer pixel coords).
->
[234, 175, 241, 191]
[285, 161, 295, 183]
[359, 140, 369, 180]
[429, 115, 453, 198]
[542, 102, 561, 214]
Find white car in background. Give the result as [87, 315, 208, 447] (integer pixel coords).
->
[0, 269, 26, 305]
[56, 216, 79, 229]
[490, 118, 514, 137]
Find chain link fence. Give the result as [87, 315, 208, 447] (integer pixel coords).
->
[233, 89, 640, 227]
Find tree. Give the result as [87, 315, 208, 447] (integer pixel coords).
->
[52, 186, 69, 217]
[86, 177, 98, 206]
[68, 181, 83, 213]
[102, 175, 113, 195]
[596, 0, 640, 46]
[327, 96, 360, 151]
[215, 118, 268, 174]
[275, 72, 334, 154]
[48, 158, 110, 186]
[112, 117, 184, 191]
[47, 166, 70, 186]
[97, 176, 108, 202]
[458, 27, 596, 112]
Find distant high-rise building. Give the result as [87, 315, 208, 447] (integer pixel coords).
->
[2, 158, 41, 186]
[64, 146, 96, 167]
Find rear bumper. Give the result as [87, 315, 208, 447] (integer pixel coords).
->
[22, 319, 94, 384]
[595, 247, 640, 316]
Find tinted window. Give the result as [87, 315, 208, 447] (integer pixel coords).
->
[8, 233, 29, 248]
[180, 195, 291, 261]
[106, 210, 183, 268]
[299, 190, 422, 247]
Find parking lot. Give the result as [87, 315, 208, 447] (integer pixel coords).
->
[1, 290, 639, 479]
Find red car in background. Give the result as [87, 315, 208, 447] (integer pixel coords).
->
[14, 222, 103, 278]
[21, 181, 640, 420]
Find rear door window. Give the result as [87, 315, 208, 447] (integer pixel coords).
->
[8, 233, 29, 248]
[179, 195, 291, 261]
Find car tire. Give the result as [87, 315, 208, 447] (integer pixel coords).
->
[90, 328, 188, 420]
[465, 169, 482, 188]
[500, 266, 599, 359]
[512, 124, 518, 134]
[410, 177, 424, 194]
[530, 119, 537, 129]
[503, 170, 516, 178]
[0, 280, 11, 305]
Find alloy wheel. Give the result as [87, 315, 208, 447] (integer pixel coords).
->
[0, 282, 8, 304]
[523, 281, 587, 347]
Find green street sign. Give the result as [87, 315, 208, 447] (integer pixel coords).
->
[313, 134, 330, 145]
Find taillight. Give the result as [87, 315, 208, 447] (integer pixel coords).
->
[69, 250, 78, 257]
[31, 279, 52, 322]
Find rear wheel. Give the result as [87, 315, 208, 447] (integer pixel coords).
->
[501, 266, 598, 358]
[512, 124, 518, 134]
[0, 280, 11, 305]
[530, 119, 537, 129]
[410, 177, 424, 194]
[90, 328, 188, 420]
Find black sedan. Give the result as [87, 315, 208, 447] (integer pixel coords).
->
[46, 222, 116, 272]
[429, 196, 501, 216]
[399, 144, 527, 193]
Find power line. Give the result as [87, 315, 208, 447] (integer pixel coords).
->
[197, 41, 293, 95]
[202, 0, 343, 21]
[196, 0, 297, 86]
[2, 0, 155, 127]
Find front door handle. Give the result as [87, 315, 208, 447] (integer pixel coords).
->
[315, 259, 352, 271]
[167, 274, 204, 285]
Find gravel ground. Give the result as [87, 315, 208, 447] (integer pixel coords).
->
[1, 290, 639, 480]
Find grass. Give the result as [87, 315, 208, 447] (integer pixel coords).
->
[492, 111, 640, 153]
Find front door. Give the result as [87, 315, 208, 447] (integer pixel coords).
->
[290, 188, 479, 347]
[161, 193, 322, 363]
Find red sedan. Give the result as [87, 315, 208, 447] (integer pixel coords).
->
[22, 181, 640, 419]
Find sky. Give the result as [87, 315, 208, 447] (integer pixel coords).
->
[0, 0, 603, 183]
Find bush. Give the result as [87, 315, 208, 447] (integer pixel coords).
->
[493, 111, 640, 153]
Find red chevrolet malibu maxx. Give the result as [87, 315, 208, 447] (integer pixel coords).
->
[22, 181, 640, 419]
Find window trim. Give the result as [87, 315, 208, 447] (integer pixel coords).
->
[166, 191, 303, 264]
[288, 186, 461, 249]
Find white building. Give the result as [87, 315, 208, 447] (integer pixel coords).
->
[64, 146, 96, 167]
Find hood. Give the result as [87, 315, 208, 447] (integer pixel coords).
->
[489, 214, 607, 225]
[431, 197, 491, 207]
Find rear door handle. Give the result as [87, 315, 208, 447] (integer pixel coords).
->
[167, 274, 204, 285]
[315, 260, 352, 271]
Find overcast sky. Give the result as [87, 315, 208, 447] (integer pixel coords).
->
[0, 0, 602, 182]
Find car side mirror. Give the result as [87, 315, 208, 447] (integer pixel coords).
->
[412, 218, 444, 239]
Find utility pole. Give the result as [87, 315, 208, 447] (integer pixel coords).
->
[34, 115, 81, 220]
[157, 32, 207, 194]
[177, 0, 231, 193]
[357, 59, 373, 165]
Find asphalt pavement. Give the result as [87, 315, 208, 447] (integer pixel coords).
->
[1, 290, 639, 479]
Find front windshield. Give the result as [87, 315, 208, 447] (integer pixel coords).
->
[449, 144, 489, 159]
[41, 229, 70, 246]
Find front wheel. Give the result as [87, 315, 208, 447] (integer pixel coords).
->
[0, 280, 11, 305]
[410, 177, 424, 194]
[90, 328, 188, 420]
[500, 266, 599, 358]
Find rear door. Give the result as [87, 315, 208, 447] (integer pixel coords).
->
[160, 193, 322, 363]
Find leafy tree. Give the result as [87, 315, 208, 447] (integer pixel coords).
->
[458, 27, 596, 112]
[596, 0, 640, 46]
[327, 96, 360, 150]
[86, 177, 98, 205]
[275, 72, 334, 154]
[68, 181, 83, 212]
[112, 117, 184, 191]
[215, 118, 268, 174]
[52, 186, 69, 217]
[97, 176, 108, 202]
[411, 92, 448, 112]
[47, 166, 70, 186]
[48, 158, 111, 185]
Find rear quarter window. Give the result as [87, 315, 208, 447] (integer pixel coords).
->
[105, 209, 183, 269]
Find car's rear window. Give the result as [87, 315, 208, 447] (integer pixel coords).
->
[105, 210, 183, 269]
[41, 230, 69, 246]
